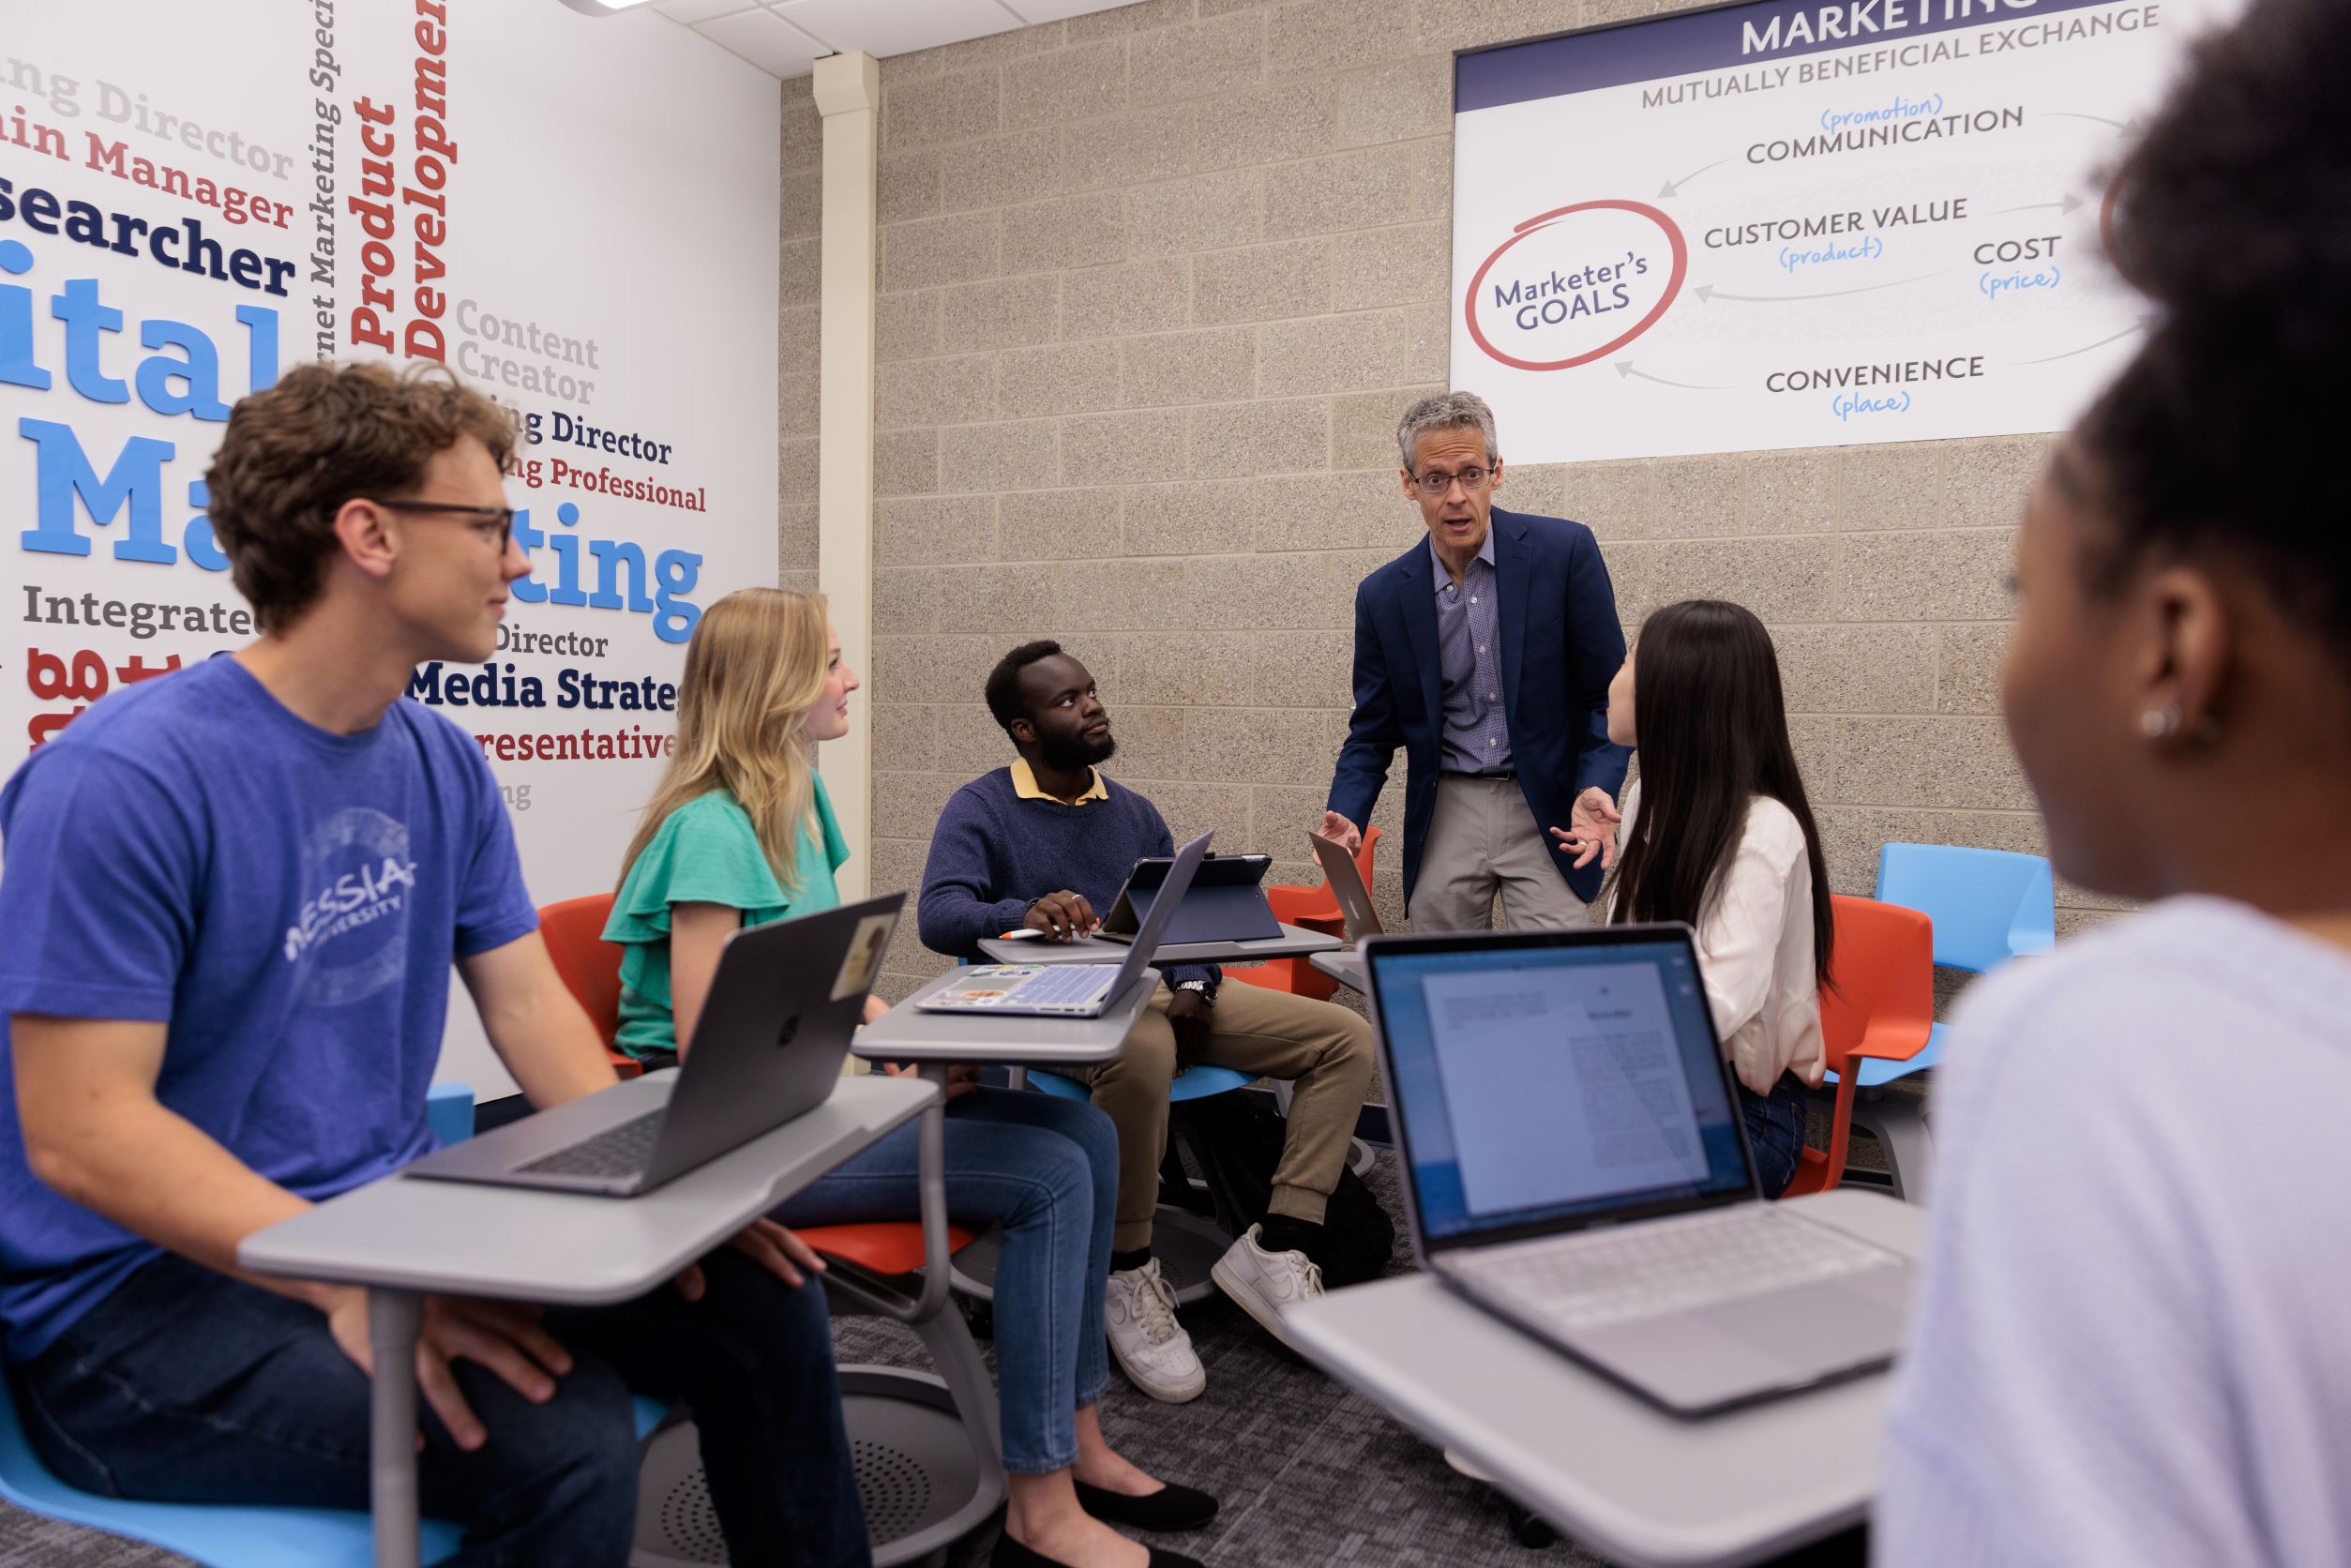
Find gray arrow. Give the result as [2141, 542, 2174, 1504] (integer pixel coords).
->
[2047, 113, 2142, 133]
[1993, 194, 2086, 216]
[2011, 316, 2156, 366]
[1614, 362, 1732, 390]
[1695, 274, 1943, 304]
[1658, 158, 1729, 198]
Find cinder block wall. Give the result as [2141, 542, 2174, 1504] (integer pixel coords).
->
[788, 0, 2110, 1005]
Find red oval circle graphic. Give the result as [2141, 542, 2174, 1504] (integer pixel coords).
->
[1464, 200, 1690, 372]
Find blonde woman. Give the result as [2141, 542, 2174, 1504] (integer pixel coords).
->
[606, 589, 1212, 1568]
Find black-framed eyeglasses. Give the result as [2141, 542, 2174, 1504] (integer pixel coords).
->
[370, 499, 516, 550]
[1409, 467, 1495, 497]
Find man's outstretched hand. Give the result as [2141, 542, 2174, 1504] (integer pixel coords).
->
[1319, 810, 1363, 855]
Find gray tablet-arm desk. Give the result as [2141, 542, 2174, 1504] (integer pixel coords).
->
[976, 926, 1342, 967]
[238, 1071, 940, 1568]
[1289, 1189, 1927, 1568]
[1309, 949, 1365, 993]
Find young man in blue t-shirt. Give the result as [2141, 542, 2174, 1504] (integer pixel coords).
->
[0, 363, 867, 1566]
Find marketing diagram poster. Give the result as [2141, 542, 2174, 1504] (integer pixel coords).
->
[1452, 0, 2242, 460]
[2, 2, 781, 1093]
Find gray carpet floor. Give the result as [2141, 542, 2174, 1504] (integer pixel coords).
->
[0, 1127, 1894, 1567]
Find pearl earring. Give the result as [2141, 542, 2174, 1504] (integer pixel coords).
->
[2139, 704, 2180, 739]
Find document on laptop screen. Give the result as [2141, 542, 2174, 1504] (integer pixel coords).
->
[1421, 962, 1709, 1214]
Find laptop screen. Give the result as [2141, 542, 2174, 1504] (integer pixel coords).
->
[1370, 932, 1753, 1245]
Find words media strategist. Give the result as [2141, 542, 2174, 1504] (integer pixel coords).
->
[1320, 391, 1631, 927]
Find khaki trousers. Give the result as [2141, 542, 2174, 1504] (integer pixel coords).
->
[1068, 982, 1375, 1253]
[1407, 774, 1589, 931]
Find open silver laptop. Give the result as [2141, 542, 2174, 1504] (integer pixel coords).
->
[407, 894, 905, 1197]
[1310, 831, 1383, 943]
[1364, 924, 1914, 1416]
[916, 833, 1210, 1017]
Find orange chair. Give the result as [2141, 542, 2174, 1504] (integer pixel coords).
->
[535, 893, 1002, 1562]
[1228, 826, 1383, 1002]
[1779, 896, 1937, 1199]
[535, 894, 643, 1080]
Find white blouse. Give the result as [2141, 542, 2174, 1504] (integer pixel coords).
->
[1611, 782, 1826, 1096]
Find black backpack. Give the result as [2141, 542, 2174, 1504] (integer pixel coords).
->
[1162, 1090, 1396, 1289]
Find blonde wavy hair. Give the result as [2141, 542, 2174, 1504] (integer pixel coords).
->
[620, 587, 834, 897]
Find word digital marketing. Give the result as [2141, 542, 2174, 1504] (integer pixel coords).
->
[0, 229, 706, 642]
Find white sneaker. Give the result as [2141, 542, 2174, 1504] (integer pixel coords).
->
[1105, 1259, 1206, 1403]
[1211, 1224, 1325, 1344]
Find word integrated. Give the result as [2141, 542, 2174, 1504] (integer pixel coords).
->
[22, 583, 258, 641]
[406, 661, 680, 713]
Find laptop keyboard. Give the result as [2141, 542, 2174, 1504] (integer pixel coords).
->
[1475, 1209, 1890, 1333]
[1002, 966, 1116, 1006]
[517, 1108, 666, 1180]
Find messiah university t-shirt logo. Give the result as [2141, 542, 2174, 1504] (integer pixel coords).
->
[283, 807, 420, 1006]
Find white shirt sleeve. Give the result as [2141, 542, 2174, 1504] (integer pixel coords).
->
[1693, 806, 1801, 1047]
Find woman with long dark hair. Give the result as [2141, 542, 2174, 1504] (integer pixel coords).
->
[1552, 599, 1832, 1197]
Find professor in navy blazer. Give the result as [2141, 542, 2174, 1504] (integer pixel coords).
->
[1320, 392, 1632, 927]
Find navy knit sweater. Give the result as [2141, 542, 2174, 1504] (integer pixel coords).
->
[915, 767, 1218, 988]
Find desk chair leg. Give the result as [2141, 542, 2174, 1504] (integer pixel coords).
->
[369, 1289, 425, 1568]
[1851, 1099, 1934, 1205]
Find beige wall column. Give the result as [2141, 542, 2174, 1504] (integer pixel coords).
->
[812, 52, 880, 898]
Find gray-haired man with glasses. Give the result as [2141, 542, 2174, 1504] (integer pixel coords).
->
[1320, 391, 1631, 929]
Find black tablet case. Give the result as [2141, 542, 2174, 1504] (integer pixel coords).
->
[1096, 852, 1282, 944]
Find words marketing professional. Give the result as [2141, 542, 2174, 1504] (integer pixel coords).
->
[1320, 391, 1632, 928]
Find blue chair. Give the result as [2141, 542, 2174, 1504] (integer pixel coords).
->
[0, 1082, 663, 1567]
[1832, 844, 2057, 1201]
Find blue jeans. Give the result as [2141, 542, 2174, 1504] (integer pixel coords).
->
[774, 1086, 1115, 1474]
[14, 1247, 867, 1568]
[1741, 1071, 1810, 1199]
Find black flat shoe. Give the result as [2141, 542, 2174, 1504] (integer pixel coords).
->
[990, 1529, 1204, 1568]
[1074, 1479, 1220, 1531]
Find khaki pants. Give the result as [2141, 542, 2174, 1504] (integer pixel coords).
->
[1407, 774, 1589, 931]
[1068, 982, 1375, 1253]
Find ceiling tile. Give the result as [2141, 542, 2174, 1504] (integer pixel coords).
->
[776, 0, 1022, 56]
[1002, 0, 1138, 22]
[654, 0, 757, 23]
[694, 8, 827, 74]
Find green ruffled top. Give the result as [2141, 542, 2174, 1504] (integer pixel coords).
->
[602, 776, 848, 1059]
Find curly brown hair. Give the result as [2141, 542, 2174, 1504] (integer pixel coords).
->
[203, 361, 519, 632]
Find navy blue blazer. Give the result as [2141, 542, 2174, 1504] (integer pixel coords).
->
[1325, 507, 1632, 906]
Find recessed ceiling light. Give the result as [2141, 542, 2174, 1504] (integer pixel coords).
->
[555, 0, 660, 15]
